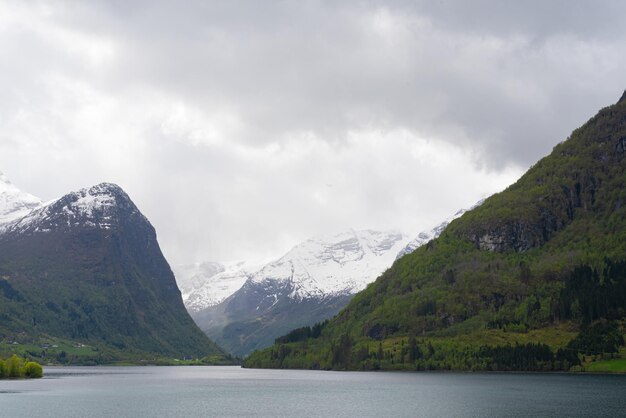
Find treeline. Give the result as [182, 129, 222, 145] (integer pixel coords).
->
[479, 343, 579, 371]
[0, 355, 43, 378]
[557, 260, 626, 322]
[274, 320, 328, 344]
[328, 340, 583, 372]
[245, 319, 625, 372]
[566, 321, 624, 355]
[246, 339, 582, 372]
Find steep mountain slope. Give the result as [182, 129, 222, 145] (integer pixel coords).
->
[192, 230, 410, 356]
[245, 92, 626, 371]
[0, 178, 226, 362]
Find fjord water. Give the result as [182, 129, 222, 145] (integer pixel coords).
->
[2, 366, 625, 417]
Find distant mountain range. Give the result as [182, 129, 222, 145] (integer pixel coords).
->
[174, 261, 259, 312]
[0, 173, 226, 363]
[178, 209, 471, 357]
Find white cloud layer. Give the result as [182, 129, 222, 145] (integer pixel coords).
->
[1, 0, 624, 263]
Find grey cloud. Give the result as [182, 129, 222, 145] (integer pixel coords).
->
[409, 0, 626, 40]
[0, 1, 624, 263]
[65, 0, 626, 167]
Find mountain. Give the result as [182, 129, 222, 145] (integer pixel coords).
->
[177, 209, 472, 319]
[0, 176, 227, 363]
[191, 229, 411, 356]
[244, 92, 626, 372]
[174, 261, 257, 312]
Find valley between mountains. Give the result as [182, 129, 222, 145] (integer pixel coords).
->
[2, 93, 626, 373]
[174, 217, 465, 357]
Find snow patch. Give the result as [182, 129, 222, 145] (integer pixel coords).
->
[0, 171, 42, 225]
[249, 229, 411, 300]
[0, 176, 136, 237]
[177, 230, 414, 312]
[174, 260, 262, 311]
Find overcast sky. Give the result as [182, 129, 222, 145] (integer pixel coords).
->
[1, 0, 625, 265]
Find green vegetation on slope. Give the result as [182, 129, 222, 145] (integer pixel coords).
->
[586, 358, 626, 373]
[244, 93, 626, 372]
[0, 337, 238, 366]
[0, 231, 227, 362]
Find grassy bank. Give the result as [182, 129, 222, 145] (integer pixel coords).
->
[0, 337, 239, 366]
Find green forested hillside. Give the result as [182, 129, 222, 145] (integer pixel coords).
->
[244, 92, 626, 372]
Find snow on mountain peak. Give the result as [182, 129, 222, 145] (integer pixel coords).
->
[0, 171, 42, 224]
[62, 183, 126, 220]
[177, 229, 412, 312]
[249, 229, 411, 300]
[0, 178, 143, 237]
[174, 260, 260, 311]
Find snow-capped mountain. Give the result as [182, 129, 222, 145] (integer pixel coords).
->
[174, 261, 258, 312]
[249, 229, 410, 300]
[0, 182, 150, 238]
[1, 171, 144, 237]
[0, 171, 223, 358]
[175, 262, 227, 300]
[191, 229, 411, 356]
[179, 230, 410, 316]
[0, 171, 42, 225]
[189, 209, 481, 356]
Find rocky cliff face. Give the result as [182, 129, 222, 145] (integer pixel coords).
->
[458, 116, 625, 254]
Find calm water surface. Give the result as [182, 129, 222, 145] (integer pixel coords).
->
[1, 366, 625, 417]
